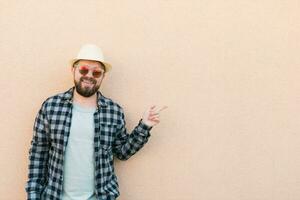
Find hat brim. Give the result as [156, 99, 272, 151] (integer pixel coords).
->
[70, 59, 111, 72]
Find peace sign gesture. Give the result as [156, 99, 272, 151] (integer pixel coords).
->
[141, 105, 168, 128]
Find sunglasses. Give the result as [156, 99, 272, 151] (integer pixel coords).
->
[77, 65, 104, 78]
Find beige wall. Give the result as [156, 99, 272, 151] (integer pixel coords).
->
[1, 1, 300, 199]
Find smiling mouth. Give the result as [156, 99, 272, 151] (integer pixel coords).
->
[81, 80, 94, 85]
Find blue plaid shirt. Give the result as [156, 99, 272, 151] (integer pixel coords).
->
[25, 87, 152, 200]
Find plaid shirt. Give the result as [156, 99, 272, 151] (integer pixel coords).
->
[25, 87, 152, 200]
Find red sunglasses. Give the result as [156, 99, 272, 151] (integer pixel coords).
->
[77, 65, 104, 78]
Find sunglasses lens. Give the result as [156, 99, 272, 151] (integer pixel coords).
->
[93, 71, 103, 78]
[79, 66, 89, 76]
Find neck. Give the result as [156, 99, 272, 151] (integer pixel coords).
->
[73, 89, 97, 108]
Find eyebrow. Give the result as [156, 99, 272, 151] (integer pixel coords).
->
[80, 65, 104, 71]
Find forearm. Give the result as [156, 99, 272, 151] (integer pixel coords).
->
[25, 139, 50, 199]
[113, 120, 152, 160]
[25, 103, 50, 199]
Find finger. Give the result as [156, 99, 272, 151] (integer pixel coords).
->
[149, 112, 159, 117]
[150, 105, 156, 110]
[149, 116, 159, 121]
[148, 117, 159, 120]
[150, 109, 160, 115]
[149, 113, 159, 118]
[150, 119, 160, 123]
[151, 106, 161, 113]
[158, 106, 168, 112]
[148, 117, 160, 122]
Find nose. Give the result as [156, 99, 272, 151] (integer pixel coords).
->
[84, 70, 94, 77]
[82, 76, 95, 82]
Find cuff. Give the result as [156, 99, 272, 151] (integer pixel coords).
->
[139, 119, 152, 130]
[136, 119, 152, 136]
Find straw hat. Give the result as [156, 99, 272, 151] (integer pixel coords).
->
[70, 44, 111, 72]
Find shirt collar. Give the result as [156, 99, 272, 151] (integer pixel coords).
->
[62, 87, 108, 108]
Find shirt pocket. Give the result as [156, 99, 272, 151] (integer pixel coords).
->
[99, 122, 118, 150]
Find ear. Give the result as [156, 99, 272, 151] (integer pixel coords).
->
[71, 65, 74, 73]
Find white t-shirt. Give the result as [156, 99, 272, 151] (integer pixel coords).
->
[61, 102, 97, 200]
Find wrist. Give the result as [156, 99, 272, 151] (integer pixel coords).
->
[139, 119, 152, 131]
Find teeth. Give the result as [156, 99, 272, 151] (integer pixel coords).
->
[83, 80, 92, 84]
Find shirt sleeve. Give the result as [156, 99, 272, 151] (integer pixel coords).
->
[25, 102, 50, 199]
[112, 107, 152, 160]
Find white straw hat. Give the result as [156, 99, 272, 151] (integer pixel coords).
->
[70, 44, 112, 72]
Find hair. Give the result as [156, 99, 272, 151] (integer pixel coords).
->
[73, 59, 106, 72]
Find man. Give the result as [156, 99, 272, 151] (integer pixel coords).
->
[25, 44, 167, 200]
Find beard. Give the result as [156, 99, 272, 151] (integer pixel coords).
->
[74, 76, 100, 97]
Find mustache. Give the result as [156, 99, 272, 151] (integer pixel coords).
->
[80, 77, 96, 84]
